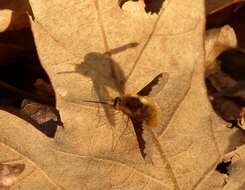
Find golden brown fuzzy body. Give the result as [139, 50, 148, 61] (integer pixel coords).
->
[113, 94, 161, 128]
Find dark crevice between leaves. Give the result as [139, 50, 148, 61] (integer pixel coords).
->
[219, 49, 245, 81]
[206, 3, 245, 129]
[205, 49, 245, 131]
[118, 0, 165, 14]
[227, 119, 245, 132]
[206, 3, 245, 48]
[0, 11, 61, 137]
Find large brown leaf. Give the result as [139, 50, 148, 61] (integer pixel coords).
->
[0, 0, 244, 189]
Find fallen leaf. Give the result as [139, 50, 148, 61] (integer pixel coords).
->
[0, 163, 25, 189]
[20, 99, 60, 137]
[0, 0, 244, 189]
[204, 25, 237, 75]
[238, 107, 245, 130]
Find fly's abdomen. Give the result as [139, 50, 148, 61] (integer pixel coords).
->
[143, 102, 161, 128]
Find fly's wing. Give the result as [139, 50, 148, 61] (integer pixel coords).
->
[137, 72, 169, 97]
[131, 118, 154, 164]
[142, 121, 156, 164]
[93, 82, 116, 126]
[130, 117, 146, 159]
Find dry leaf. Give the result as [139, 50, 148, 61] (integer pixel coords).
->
[195, 145, 245, 189]
[0, 0, 244, 189]
[20, 99, 60, 137]
[205, 25, 237, 75]
[0, 163, 25, 189]
[238, 107, 245, 130]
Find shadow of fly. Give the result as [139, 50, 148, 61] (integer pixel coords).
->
[59, 42, 169, 160]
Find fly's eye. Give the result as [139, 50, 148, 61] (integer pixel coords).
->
[113, 97, 121, 108]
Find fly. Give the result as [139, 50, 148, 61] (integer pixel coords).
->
[113, 94, 161, 128]
[82, 72, 169, 160]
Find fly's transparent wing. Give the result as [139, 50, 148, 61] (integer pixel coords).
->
[92, 82, 116, 126]
[131, 117, 154, 163]
[137, 72, 169, 97]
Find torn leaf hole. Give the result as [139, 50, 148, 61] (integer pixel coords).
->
[118, 0, 165, 14]
[216, 160, 232, 175]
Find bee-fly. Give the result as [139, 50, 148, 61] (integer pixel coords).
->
[83, 72, 169, 160]
[113, 94, 161, 128]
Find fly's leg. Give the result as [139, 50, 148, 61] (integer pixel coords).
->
[89, 84, 109, 129]
[111, 115, 133, 152]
